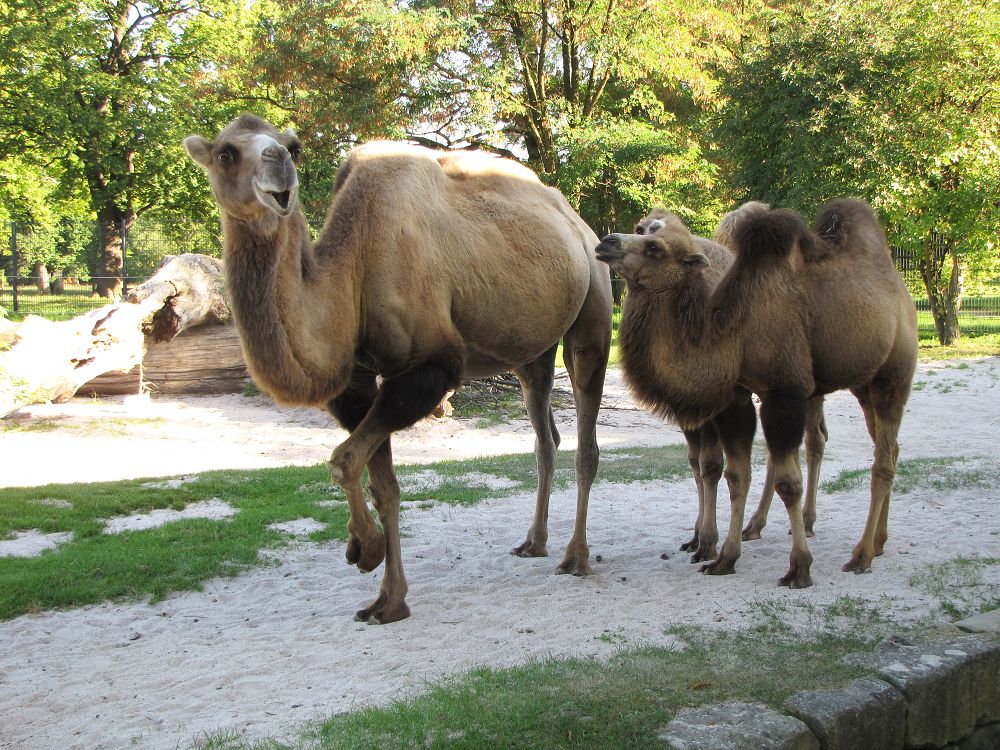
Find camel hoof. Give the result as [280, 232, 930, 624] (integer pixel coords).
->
[742, 527, 762, 542]
[354, 594, 410, 624]
[557, 554, 593, 577]
[842, 549, 873, 574]
[700, 558, 736, 576]
[511, 539, 548, 558]
[778, 570, 813, 588]
[689, 543, 717, 564]
[347, 532, 386, 573]
[680, 536, 699, 552]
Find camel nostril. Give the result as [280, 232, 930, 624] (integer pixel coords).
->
[600, 234, 621, 246]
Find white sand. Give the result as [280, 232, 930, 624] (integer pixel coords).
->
[1, 361, 999, 749]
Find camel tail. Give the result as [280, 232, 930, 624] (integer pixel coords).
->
[732, 208, 813, 263]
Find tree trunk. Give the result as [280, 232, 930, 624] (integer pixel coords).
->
[94, 205, 131, 299]
[32, 262, 50, 293]
[0, 253, 229, 416]
[920, 238, 964, 346]
[49, 268, 65, 294]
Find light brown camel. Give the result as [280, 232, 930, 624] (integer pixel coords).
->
[631, 209, 827, 563]
[597, 199, 917, 587]
[185, 115, 613, 623]
[713, 202, 829, 541]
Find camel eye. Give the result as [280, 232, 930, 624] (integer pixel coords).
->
[644, 241, 665, 258]
[635, 225, 645, 234]
[287, 143, 302, 163]
[217, 147, 239, 166]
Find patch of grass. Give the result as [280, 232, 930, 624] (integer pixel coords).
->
[0, 447, 691, 620]
[195, 618, 879, 750]
[918, 331, 1000, 360]
[820, 455, 998, 495]
[908, 555, 1000, 620]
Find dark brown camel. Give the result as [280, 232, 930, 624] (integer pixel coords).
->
[597, 199, 917, 587]
[185, 115, 612, 623]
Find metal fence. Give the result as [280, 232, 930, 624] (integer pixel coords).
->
[0, 219, 208, 320]
[2, 221, 998, 337]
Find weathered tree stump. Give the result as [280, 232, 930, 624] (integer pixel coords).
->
[0, 254, 232, 416]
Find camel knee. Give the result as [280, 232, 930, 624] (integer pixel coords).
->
[775, 477, 804, 505]
[700, 457, 723, 484]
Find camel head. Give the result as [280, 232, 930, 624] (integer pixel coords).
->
[596, 211, 709, 290]
[184, 114, 302, 221]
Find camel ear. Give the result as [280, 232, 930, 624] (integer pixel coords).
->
[184, 135, 213, 169]
[281, 127, 298, 140]
[684, 252, 710, 269]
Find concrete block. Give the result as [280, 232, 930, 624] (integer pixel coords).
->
[844, 630, 1000, 748]
[955, 608, 1000, 635]
[785, 677, 906, 750]
[959, 722, 1000, 750]
[658, 701, 819, 750]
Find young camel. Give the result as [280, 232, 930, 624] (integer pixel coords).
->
[597, 199, 917, 587]
[185, 115, 613, 623]
[632, 209, 827, 564]
[631, 209, 756, 564]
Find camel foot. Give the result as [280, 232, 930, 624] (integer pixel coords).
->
[556, 548, 593, 577]
[346, 531, 386, 573]
[354, 592, 410, 625]
[779, 549, 813, 588]
[511, 538, 548, 558]
[688, 540, 717, 564]
[842, 554, 873, 574]
[680, 534, 699, 553]
[741, 522, 763, 542]
[784, 528, 816, 538]
[699, 556, 736, 576]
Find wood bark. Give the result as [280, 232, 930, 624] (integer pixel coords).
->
[0, 253, 232, 417]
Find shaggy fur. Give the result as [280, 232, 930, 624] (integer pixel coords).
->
[598, 200, 917, 588]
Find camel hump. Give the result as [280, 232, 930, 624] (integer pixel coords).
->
[813, 198, 886, 249]
[732, 208, 812, 264]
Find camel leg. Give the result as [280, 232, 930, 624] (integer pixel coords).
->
[759, 390, 813, 588]
[802, 398, 827, 537]
[700, 391, 756, 576]
[679, 428, 707, 554]
[844, 378, 907, 573]
[557, 303, 611, 576]
[743, 395, 826, 540]
[742, 459, 775, 541]
[353, 439, 410, 624]
[686, 423, 722, 564]
[511, 346, 559, 559]
[327, 372, 386, 574]
[327, 353, 462, 622]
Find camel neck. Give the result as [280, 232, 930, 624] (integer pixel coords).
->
[222, 212, 354, 406]
[619, 285, 737, 429]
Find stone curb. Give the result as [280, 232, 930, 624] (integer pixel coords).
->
[657, 610, 1000, 750]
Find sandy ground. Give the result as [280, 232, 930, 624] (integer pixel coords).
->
[1, 361, 999, 749]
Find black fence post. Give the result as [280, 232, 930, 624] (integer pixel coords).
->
[119, 219, 128, 298]
[10, 221, 18, 314]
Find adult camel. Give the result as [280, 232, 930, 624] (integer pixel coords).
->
[185, 115, 612, 623]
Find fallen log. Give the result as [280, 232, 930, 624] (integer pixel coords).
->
[0, 254, 231, 416]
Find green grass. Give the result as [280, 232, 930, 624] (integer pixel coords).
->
[820, 455, 999, 495]
[192, 602, 885, 750]
[908, 555, 1000, 620]
[0, 285, 114, 321]
[0, 446, 690, 620]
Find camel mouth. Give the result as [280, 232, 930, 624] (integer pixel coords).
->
[594, 244, 623, 265]
[253, 180, 296, 216]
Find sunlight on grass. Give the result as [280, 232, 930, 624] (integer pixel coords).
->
[820, 455, 998, 495]
[0, 447, 690, 620]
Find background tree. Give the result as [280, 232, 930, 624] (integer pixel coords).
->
[0, 0, 239, 298]
[716, 0, 1000, 344]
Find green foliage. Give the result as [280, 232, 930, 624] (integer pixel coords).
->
[715, 0, 1000, 342]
